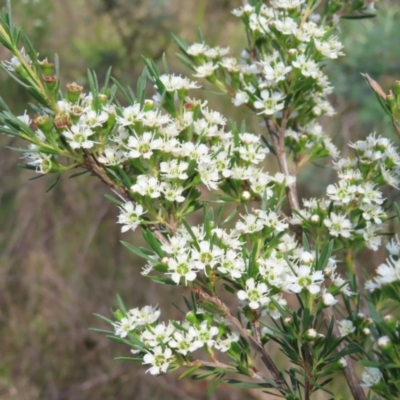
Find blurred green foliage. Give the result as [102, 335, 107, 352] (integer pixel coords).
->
[0, 0, 399, 399]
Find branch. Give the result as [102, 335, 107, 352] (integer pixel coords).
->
[323, 307, 366, 400]
[82, 152, 169, 244]
[194, 287, 289, 395]
[264, 116, 300, 210]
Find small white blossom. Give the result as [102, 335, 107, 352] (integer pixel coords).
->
[143, 346, 174, 375]
[338, 319, 355, 337]
[237, 278, 270, 309]
[117, 202, 145, 232]
[361, 367, 382, 387]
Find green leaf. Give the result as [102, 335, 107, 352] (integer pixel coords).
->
[116, 294, 127, 314]
[104, 193, 123, 206]
[45, 173, 61, 192]
[93, 313, 114, 325]
[335, 343, 363, 358]
[142, 229, 165, 257]
[316, 240, 333, 271]
[179, 364, 202, 380]
[115, 357, 143, 362]
[222, 379, 271, 389]
[302, 233, 310, 251]
[121, 241, 155, 262]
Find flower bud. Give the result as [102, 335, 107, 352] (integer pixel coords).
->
[377, 335, 394, 356]
[185, 310, 198, 325]
[33, 114, 52, 134]
[144, 99, 155, 112]
[322, 291, 338, 307]
[98, 94, 108, 106]
[66, 82, 84, 103]
[300, 251, 314, 264]
[383, 314, 397, 332]
[386, 92, 396, 111]
[331, 357, 347, 370]
[54, 113, 70, 130]
[42, 74, 57, 92]
[362, 327, 371, 335]
[242, 191, 251, 200]
[38, 58, 54, 75]
[310, 214, 320, 223]
[304, 328, 318, 341]
[113, 309, 125, 322]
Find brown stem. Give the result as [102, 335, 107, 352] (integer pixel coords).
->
[264, 116, 300, 210]
[323, 307, 366, 400]
[194, 287, 289, 395]
[303, 345, 313, 400]
[82, 152, 168, 244]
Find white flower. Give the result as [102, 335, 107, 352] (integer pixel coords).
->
[159, 74, 200, 91]
[141, 323, 175, 347]
[324, 212, 353, 238]
[131, 175, 162, 198]
[189, 321, 219, 348]
[167, 254, 197, 285]
[161, 235, 189, 256]
[292, 55, 319, 78]
[127, 131, 162, 159]
[113, 316, 136, 338]
[217, 250, 246, 279]
[235, 213, 264, 234]
[197, 159, 220, 190]
[253, 90, 285, 115]
[82, 109, 109, 127]
[314, 36, 344, 59]
[143, 346, 174, 375]
[232, 90, 250, 107]
[193, 62, 218, 78]
[338, 319, 355, 337]
[322, 290, 338, 306]
[274, 17, 298, 35]
[326, 180, 357, 204]
[129, 305, 160, 326]
[2, 47, 31, 71]
[117, 202, 145, 232]
[168, 331, 199, 355]
[214, 333, 240, 352]
[286, 266, 324, 294]
[160, 159, 189, 180]
[261, 61, 292, 83]
[161, 183, 185, 203]
[237, 278, 270, 309]
[271, 0, 305, 9]
[361, 367, 382, 387]
[187, 42, 208, 56]
[116, 104, 143, 126]
[220, 57, 241, 72]
[63, 124, 95, 149]
[264, 294, 287, 319]
[192, 241, 223, 271]
[98, 146, 127, 166]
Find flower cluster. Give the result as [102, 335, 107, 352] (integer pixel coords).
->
[180, 1, 343, 164]
[112, 304, 238, 375]
[291, 133, 392, 251]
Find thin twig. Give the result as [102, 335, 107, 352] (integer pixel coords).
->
[264, 116, 300, 210]
[323, 307, 366, 400]
[82, 152, 168, 244]
[194, 287, 289, 395]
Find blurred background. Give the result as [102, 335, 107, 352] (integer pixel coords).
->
[0, 0, 399, 399]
